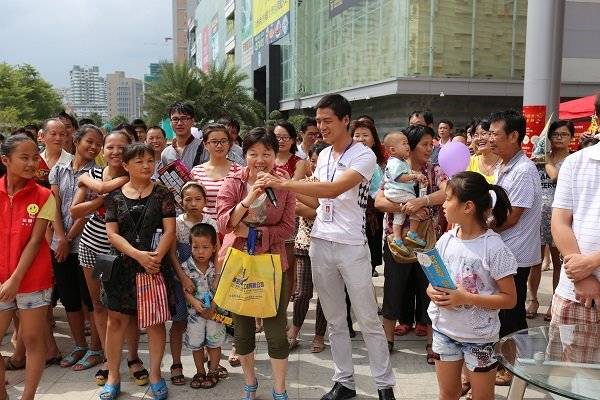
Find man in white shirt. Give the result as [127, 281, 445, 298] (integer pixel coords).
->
[551, 110, 600, 323]
[295, 117, 319, 160]
[489, 110, 542, 384]
[40, 119, 73, 169]
[258, 94, 395, 400]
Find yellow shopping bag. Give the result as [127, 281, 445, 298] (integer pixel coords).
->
[214, 247, 282, 318]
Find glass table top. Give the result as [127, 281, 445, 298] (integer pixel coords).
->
[497, 325, 600, 400]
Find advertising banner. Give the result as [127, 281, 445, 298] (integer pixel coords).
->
[522, 105, 546, 157]
[201, 26, 210, 72]
[252, 0, 289, 36]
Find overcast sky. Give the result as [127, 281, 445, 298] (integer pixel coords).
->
[0, 0, 172, 88]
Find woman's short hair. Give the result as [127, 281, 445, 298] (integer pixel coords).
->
[242, 127, 279, 156]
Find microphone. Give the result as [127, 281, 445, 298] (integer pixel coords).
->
[265, 187, 278, 208]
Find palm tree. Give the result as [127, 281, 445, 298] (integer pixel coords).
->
[144, 63, 264, 128]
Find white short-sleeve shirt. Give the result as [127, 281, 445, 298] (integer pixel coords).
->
[496, 151, 542, 268]
[310, 142, 375, 245]
[552, 144, 600, 301]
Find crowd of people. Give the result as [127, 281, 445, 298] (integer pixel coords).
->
[0, 93, 599, 400]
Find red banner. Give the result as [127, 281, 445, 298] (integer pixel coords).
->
[522, 105, 547, 157]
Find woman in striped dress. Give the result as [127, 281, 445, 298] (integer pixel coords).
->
[190, 123, 240, 366]
[71, 131, 150, 387]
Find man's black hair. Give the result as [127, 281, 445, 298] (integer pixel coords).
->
[315, 94, 352, 121]
[489, 110, 527, 144]
[168, 101, 195, 119]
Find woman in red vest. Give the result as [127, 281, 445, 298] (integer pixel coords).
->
[0, 134, 56, 400]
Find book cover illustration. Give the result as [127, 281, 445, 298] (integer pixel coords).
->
[415, 248, 457, 290]
[158, 160, 192, 208]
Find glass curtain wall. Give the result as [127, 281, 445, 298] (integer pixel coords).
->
[282, 0, 527, 100]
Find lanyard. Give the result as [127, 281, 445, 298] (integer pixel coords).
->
[326, 141, 354, 182]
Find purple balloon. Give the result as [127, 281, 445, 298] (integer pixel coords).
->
[438, 142, 471, 177]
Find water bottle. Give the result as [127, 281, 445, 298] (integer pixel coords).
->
[151, 228, 163, 250]
[203, 292, 212, 308]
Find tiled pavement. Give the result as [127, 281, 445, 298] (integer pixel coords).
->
[3, 267, 556, 399]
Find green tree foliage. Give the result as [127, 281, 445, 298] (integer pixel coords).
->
[87, 112, 103, 126]
[144, 63, 264, 128]
[0, 63, 63, 125]
[110, 115, 128, 127]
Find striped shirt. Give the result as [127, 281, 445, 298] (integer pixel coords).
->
[552, 144, 600, 301]
[79, 167, 111, 255]
[190, 162, 240, 220]
[49, 160, 96, 253]
[496, 151, 542, 268]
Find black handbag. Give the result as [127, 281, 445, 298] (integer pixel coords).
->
[93, 253, 119, 282]
[93, 191, 154, 282]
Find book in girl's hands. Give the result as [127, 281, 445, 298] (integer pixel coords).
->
[415, 248, 457, 290]
[158, 160, 192, 208]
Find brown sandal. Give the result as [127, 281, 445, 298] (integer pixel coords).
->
[201, 370, 219, 389]
[426, 344, 438, 365]
[216, 364, 228, 379]
[190, 372, 206, 389]
[170, 363, 185, 386]
[310, 338, 326, 353]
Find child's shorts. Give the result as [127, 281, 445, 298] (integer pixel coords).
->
[0, 287, 53, 311]
[432, 330, 498, 372]
[184, 310, 226, 350]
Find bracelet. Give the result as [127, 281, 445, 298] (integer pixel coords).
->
[240, 201, 249, 208]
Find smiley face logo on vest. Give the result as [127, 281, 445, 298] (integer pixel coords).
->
[27, 203, 40, 218]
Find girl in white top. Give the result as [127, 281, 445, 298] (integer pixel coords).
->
[427, 171, 518, 400]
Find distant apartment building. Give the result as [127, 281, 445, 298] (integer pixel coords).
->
[68, 65, 108, 120]
[106, 71, 144, 121]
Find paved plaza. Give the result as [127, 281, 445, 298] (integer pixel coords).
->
[3, 267, 556, 399]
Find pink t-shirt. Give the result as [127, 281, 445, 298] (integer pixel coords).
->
[190, 162, 240, 220]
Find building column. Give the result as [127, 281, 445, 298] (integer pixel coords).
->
[523, 0, 566, 119]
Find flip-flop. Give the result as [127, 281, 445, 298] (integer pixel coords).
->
[72, 349, 103, 371]
[394, 324, 412, 336]
[60, 346, 88, 368]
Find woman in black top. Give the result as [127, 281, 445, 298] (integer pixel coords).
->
[102, 144, 176, 400]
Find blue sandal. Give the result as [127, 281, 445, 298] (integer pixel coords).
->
[60, 345, 88, 368]
[242, 378, 258, 399]
[72, 349, 104, 371]
[150, 378, 168, 400]
[272, 389, 289, 400]
[99, 382, 120, 399]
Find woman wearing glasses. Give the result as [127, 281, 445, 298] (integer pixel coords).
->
[273, 121, 307, 316]
[190, 123, 241, 368]
[526, 120, 573, 321]
[467, 120, 501, 184]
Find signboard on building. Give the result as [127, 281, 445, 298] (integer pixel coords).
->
[240, 0, 253, 41]
[252, 0, 289, 36]
[210, 14, 219, 63]
[201, 26, 210, 72]
[241, 38, 253, 68]
[522, 105, 546, 157]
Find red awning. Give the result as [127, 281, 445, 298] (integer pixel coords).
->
[559, 95, 598, 120]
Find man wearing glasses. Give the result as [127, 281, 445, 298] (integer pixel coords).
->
[296, 117, 320, 160]
[161, 102, 207, 171]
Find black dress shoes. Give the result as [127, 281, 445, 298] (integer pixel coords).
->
[320, 382, 357, 400]
[378, 388, 396, 400]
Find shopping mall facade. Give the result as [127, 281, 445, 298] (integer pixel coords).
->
[185, 0, 599, 130]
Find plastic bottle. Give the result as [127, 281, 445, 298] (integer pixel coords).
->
[151, 228, 163, 250]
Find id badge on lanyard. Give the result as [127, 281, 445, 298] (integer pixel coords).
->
[322, 142, 354, 223]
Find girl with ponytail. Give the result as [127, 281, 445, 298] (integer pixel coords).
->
[426, 171, 518, 400]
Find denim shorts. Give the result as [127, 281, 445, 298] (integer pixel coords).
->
[432, 330, 498, 372]
[0, 287, 53, 311]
